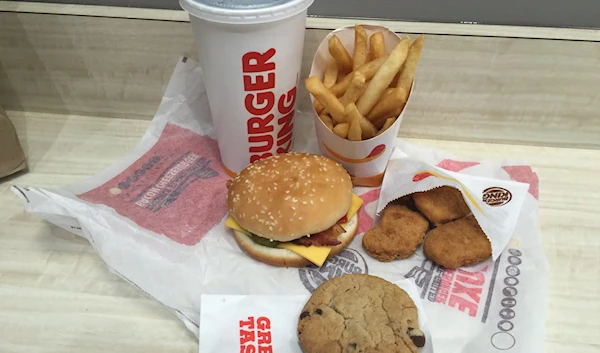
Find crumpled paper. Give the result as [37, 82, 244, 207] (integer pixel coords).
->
[12, 57, 548, 353]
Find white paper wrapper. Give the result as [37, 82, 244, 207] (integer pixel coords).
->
[378, 148, 529, 260]
[309, 25, 413, 187]
[200, 278, 433, 353]
[12, 57, 548, 353]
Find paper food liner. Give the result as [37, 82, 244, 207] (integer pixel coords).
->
[377, 148, 529, 260]
[12, 57, 549, 353]
[200, 278, 433, 353]
[309, 25, 414, 187]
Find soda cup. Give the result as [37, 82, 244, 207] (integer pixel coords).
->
[179, 0, 314, 177]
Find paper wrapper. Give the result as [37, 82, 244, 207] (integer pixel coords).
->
[309, 25, 413, 187]
[12, 57, 549, 353]
[378, 148, 529, 260]
[200, 278, 433, 353]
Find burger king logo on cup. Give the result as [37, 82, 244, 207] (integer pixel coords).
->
[299, 249, 368, 293]
[482, 187, 512, 207]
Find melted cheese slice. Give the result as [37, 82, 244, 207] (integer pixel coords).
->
[278, 243, 332, 267]
[225, 193, 363, 266]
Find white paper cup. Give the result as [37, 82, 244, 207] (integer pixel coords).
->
[180, 0, 314, 177]
[309, 25, 414, 187]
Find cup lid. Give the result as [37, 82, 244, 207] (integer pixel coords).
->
[180, 0, 314, 24]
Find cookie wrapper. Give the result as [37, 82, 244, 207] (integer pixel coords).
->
[309, 25, 414, 187]
[199, 278, 433, 353]
[377, 146, 529, 260]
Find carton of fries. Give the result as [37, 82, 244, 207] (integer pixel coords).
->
[307, 25, 420, 187]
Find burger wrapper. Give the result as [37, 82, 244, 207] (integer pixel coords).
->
[378, 147, 529, 260]
[199, 278, 433, 353]
[309, 25, 413, 187]
[12, 57, 548, 353]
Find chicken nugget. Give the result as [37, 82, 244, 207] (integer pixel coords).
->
[413, 186, 471, 225]
[423, 215, 491, 269]
[362, 205, 429, 262]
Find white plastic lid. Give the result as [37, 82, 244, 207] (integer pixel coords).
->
[180, 0, 314, 24]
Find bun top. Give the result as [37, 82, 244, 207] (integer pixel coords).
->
[227, 153, 353, 242]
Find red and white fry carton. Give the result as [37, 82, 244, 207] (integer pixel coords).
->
[199, 278, 434, 353]
[309, 25, 414, 187]
[180, 0, 314, 177]
[378, 148, 530, 259]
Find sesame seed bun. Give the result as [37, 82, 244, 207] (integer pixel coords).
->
[227, 153, 354, 242]
[233, 214, 358, 268]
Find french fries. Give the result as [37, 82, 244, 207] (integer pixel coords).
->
[353, 25, 368, 70]
[314, 100, 324, 114]
[356, 36, 410, 116]
[328, 35, 353, 73]
[367, 87, 409, 128]
[376, 117, 397, 136]
[306, 26, 425, 142]
[397, 35, 424, 92]
[348, 117, 362, 141]
[345, 103, 377, 139]
[305, 76, 346, 124]
[340, 71, 366, 107]
[370, 32, 385, 60]
[333, 123, 350, 138]
[323, 59, 339, 88]
[319, 113, 334, 131]
[330, 55, 388, 96]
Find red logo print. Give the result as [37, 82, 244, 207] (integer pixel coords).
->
[357, 188, 381, 234]
[239, 316, 272, 353]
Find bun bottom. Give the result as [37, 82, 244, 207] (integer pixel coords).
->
[233, 214, 359, 268]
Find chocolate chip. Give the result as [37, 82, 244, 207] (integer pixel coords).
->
[407, 328, 426, 347]
[316, 308, 323, 315]
[300, 311, 309, 320]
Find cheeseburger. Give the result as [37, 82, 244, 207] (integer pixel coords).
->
[225, 152, 363, 267]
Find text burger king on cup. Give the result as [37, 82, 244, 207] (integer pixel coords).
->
[180, 0, 314, 176]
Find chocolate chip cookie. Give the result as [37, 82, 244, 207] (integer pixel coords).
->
[297, 274, 426, 353]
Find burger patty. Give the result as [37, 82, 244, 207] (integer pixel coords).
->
[293, 224, 345, 247]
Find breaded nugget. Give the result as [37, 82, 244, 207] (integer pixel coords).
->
[362, 205, 429, 262]
[413, 186, 471, 225]
[389, 194, 416, 210]
[423, 215, 491, 269]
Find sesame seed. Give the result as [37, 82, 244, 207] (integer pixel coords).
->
[292, 198, 298, 203]
[291, 206, 296, 210]
[299, 217, 303, 220]
[302, 201, 307, 204]
[286, 190, 290, 194]
[320, 197, 325, 202]
[310, 200, 314, 204]
[269, 226, 273, 231]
